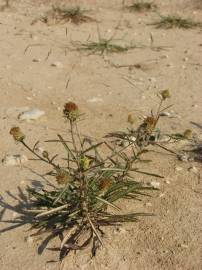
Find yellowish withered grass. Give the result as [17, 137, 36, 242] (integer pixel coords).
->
[125, 1, 157, 12]
[150, 15, 202, 29]
[33, 5, 96, 25]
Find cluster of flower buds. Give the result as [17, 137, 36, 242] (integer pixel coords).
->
[63, 102, 79, 121]
[10, 127, 25, 142]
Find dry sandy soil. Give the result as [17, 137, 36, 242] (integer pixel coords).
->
[0, 0, 202, 269]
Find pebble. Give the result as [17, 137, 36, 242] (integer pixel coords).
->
[159, 111, 171, 117]
[145, 202, 152, 207]
[25, 236, 34, 245]
[165, 180, 170, 184]
[51, 61, 63, 68]
[159, 193, 165, 198]
[32, 58, 41, 62]
[2, 154, 28, 166]
[150, 181, 160, 188]
[188, 166, 198, 174]
[87, 97, 103, 103]
[178, 154, 189, 162]
[18, 108, 45, 121]
[175, 166, 183, 172]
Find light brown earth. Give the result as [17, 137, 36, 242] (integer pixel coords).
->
[0, 0, 202, 269]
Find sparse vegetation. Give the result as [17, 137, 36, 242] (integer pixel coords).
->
[37, 6, 96, 25]
[125, 1, 157, 12]
[1, 91, 192, 262]
[5, 101, 158, 260]
[150, 15, 202, 29]
[73, 38, 140, 55]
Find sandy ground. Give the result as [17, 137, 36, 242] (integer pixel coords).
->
[0, 0, 202, 269]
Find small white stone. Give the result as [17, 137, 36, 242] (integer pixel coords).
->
[159, 193, 165, 198]
[12, 212, 18, 218]
[178, 154, 189, 162]
[159, 111, 171, 117]
[26, 97, 33, 101]
[18, 108, 45, 121]
[175, 166, 183, 172]
[145, 202, 152, 207]
[2, 154, 28, 166]
[165, 180, 170, 184]
[180, 243, 188, 249]
[150, 181, 160, 188]
[51, 61, 63, 68]
[188, 166, 198, 174]
[87, 97, 103, 103]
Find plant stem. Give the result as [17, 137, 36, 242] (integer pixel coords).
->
[21, 140, 57, 168]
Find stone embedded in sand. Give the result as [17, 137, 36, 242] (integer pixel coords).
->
[87, 97, 103, 103]
[159, 111, 171, 117]
[51, 61, 64, 68]
[2, 154, 28, 166]
[150, 181, 160, 188]
[175, 166, 183, 172]
[18, 108, 45, 121]
[188, 166, 198, 174]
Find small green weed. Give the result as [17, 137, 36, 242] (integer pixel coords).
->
[150, 15, 202, 29]
[125, 1, 157, 12]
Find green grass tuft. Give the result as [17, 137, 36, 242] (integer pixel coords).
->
[150, 15, 202, 29]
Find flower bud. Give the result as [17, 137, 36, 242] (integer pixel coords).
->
[183, 129, 192, 139]
[63, 102, 79, 121]
[128, 114, 135, 125]
[55, 168, 71, 185]
[10, 127, 25, 142]
[160, 89, 171, 100]
[42, 151, 49, 159]
[99, 178, 112, 192]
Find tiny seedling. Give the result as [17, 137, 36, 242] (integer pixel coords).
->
[150, 15, 202, 29]
[38, 5, 96, 25]
[125, 1, 157, 12]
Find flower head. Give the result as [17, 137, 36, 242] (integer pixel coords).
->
[183, 129, 192, 139]
[63, 102, 79, 121]
[55, 168, 71, 185]
[160, 89, 171, 100]
[99, 178, 112, 192]
[10, 127, 25, 142]
[143, 116, 156, 131]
